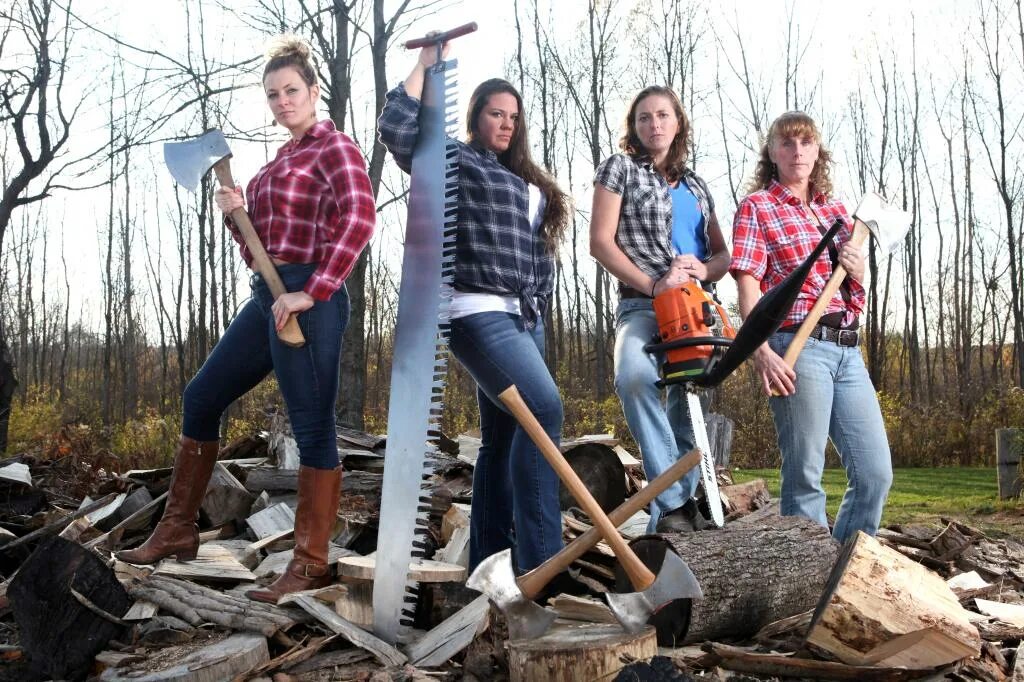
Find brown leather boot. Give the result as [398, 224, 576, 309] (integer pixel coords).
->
[115, 436, 219, 564]
[247, 465, 342, 604]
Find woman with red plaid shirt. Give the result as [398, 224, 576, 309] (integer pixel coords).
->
[731, 111, 891, 542]
[117, 37, 376, 602]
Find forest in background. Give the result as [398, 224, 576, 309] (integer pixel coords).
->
[1, 0, 1022, 471]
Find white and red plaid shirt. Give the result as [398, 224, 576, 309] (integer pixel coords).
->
[730, 180, 865, 328]
[228, 119, 376, 301]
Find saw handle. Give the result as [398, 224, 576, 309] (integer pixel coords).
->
[497, 385, 657, 592]
[404, 22, 478, 49]
[518, 448, 701, 600]
[772, 219, 869, 395]
[212, 159, 304, 348]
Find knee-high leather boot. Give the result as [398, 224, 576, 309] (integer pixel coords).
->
[246, 464, 342, 603]
[115, 436, 219, 564]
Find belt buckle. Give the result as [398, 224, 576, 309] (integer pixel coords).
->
[838, 329, 857, 346]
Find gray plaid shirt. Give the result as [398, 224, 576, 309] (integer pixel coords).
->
[594, 153, 715, 286]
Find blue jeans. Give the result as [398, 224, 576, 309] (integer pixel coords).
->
[767, 331, 892, 542]
[613, 299, 700, 533]
[182, 264, 350, 470]
[449, 312, 564, 573]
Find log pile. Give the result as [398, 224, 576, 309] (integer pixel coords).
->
[0, 418, 1021, 681]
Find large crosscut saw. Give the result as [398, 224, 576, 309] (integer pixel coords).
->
[372, 23, 476, 646]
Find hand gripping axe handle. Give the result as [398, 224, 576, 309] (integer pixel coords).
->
[498, 385, 659, 592]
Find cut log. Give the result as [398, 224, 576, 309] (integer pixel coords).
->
[336, 555, 465, 582]
[99, 631, 269, 682]
[720, 479, 770, 520]
[506, 621, 656, 682]
[806, 531, 982, 669]
[8, 536, 131, 681]
[440, 503, 471, 544]
[557, 442, 626, 514]
[617, 515, 839, 646]
[548, 594, 617, 624]
[329, 580, 373, 629]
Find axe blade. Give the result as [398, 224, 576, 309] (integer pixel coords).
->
[163, 130, 232, 193]
[852, 191, 912, 255]
[467, 549, 558, 640]
[604, 550, 702, 634]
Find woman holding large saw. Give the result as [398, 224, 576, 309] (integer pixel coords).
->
[378, 43, 570, 574]
[117, 37, 376, 603]
[590, 86, 730, 534]
[731, 111, 891, 542]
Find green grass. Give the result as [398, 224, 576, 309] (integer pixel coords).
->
[732, 467, 1024, 535]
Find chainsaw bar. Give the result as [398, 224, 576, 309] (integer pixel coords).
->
[372, 59, 460, 645]
[687, 390, 724, 527]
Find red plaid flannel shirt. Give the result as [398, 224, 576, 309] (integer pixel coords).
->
[730, 180, 865, 328]
[229, 119, 376, 301]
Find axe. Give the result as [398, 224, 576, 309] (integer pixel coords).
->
[491, 386, 703, 636]
[468, 447, 703, 639]
[777, 192, 911, 374]
[164, 130, 305, 347]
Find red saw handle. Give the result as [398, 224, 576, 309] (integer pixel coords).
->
[404, 22, 478, 49]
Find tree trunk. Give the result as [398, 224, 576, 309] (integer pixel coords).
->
[616, 515, 839, 646]
[0, 328, 17, 453]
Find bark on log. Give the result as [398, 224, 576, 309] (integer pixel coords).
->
[8, 536, 131, 680]
[506, 622, 656, 682]
[720, 479, 770, 520]
[806, 531, 982, 669]
[557, 443, 625, 514]
[616, 515, 839, 646]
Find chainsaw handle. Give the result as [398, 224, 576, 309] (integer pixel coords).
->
[212, 159, 305, 348]
[644, 336, 733, 355]
[404, 22, 478, 49]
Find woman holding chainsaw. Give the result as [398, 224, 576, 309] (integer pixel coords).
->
[378, 43, 570, 575]
[731, 111, 891, 542]
[117, 37, 377, 603]
[590, 86, 731, 534]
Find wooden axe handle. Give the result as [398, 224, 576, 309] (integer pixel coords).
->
[498, 385, 658, 592]
[518, 448, 702, 599]
[773, 219, 870, 390]
[212, 159, 305, 348]
[404, 22, 478, 49]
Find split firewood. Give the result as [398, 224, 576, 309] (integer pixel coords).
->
[0, 462, 32, 486]
[1, 491, 118, 552]
[247, 502, 296, 539]
[620, 515, 838, 646]
[289, 594, 406, 667]
[547, 593, 617, 624]
[127, 575, 305, 636]
[806, 531, 981, 669]
[87, 491, 167, 552]
[720, 478, 770, 520]
[405, 594, 490, 667]
[440, 503, 470, 544]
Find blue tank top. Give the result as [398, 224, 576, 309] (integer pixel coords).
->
[669, 182, 707, 259]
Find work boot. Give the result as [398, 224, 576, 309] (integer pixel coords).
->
[247, 465, 342, 604]
[115, 436, 219, 564]
[655, 499, 708, 534]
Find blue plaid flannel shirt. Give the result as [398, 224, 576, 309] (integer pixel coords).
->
[377, 83, 554, 326]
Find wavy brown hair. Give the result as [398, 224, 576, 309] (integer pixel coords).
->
[466, 79, 569, 253]
[619, 86, 692, 185]
[264, 35, 317, 86]
[747, 111, 834, 198]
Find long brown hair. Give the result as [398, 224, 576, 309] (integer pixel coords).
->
[264, 35, 317, 85]
[619, 85, 692, 185]
[466, 79, 569, 253]
[747, 111, 834, 198]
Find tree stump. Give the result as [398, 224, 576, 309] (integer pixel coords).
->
[8, 536, 131, 680]
[506, 621, 656, 682]
[997, 428, 1024, 499]
[615, 515, 839, 646]
[806, 531, 981, 669]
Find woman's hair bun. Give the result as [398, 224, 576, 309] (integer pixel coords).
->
[266, 34, 311, 62]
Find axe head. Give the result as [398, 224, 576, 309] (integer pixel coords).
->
[852, 192, 912, 256]
[466, 549, 558, 640]
[604, 550, 702, 634]
[163, 130, 232, 193]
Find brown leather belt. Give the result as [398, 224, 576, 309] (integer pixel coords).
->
[619, 285, 652, 300]
[780, 323, 859, 347]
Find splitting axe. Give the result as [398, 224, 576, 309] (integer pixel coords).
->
[163, 130, 305, 347]
[493, 385, 703, 636]
[775, 192, 911, 386]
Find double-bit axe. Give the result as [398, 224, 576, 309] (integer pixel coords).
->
[477, 385, 703, 638]
[164, 130, 305, 347]
[773, 192, 911, 386]
[468, 444, 703, 639]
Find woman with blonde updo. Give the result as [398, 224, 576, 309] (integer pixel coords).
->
[117, 36, 376, 602]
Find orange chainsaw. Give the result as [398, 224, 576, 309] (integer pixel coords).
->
[645, 282, 736, 386]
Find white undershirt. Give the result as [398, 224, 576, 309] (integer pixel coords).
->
[447, 184, 545, 319]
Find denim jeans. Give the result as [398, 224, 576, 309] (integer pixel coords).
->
[767, 331, 893, 542]
[182, 264, 350, 470]
[614, 298, 701, 532]
[449, 312, 564, 573]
